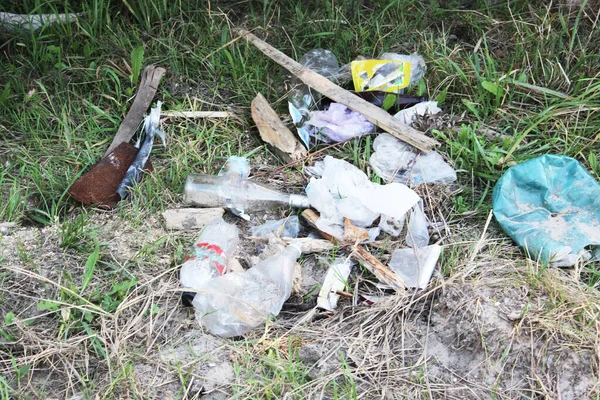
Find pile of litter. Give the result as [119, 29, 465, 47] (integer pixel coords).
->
[61, 27, 599, 340]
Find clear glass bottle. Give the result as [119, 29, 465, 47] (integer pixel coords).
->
[180, 217, 239, 306]
[183, 174, 310, 215]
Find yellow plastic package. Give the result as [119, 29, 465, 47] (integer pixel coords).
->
[351, 59, 411, 93]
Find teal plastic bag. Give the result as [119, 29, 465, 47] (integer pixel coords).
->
[492, 155, 600, 266]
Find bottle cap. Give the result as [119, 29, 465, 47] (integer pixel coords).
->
[288, 242, 303, 258]
[289, 194, 310, 209]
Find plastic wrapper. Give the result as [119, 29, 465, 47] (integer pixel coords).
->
[351, 52, 426, 93]
[393, 101, 441, 125]
[493, 155, 600, 267]
[316, 257, 354, 311]
[304, 103, 375, 143]
[250, 216, 301, 238]
[192, 243, 302, 337]
[380, 52, 427, 88]
[370, 133, 457, 185]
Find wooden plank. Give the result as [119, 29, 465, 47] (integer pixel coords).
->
[104, 65, 166, 157]
[162, 208, 224, 230]
[251, 92, 308, 162]
[301, 209, 406, 291]
[236, 29, 439, 152]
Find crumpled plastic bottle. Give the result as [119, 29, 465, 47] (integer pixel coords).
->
[191, 242, 303, 337]
[180, 217, 239, 305]
[288, 49, 341, 148]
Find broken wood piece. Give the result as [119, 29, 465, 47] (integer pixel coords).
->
[160, 110, 232, 119]
[104, 65, 167, 156]
[343, 218, 369, 243]
[162, 208, 225, 230]
[301, 209, 406, 291]
[248, 236, 334, 254]
[251, 92, 308, 162]
[236, 29, 439, 152]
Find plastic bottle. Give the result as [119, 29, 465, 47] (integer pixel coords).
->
[191, 242, 303, 337]
[180, 217, 239, 305]
[288, 49, 341, 147]
[184, 174, 309, 215]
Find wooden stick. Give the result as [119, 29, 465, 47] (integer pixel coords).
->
[301, 209, 406, 291]
[161, 110, 232, 119]
[236, 29, 439, 152]
[251, 92, 308, 162]
[104, 65, 166, 157]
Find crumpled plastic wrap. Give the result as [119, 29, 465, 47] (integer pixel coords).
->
[250, 216, 301, 238]
[393, 101, 441, 125]
[305, 156, 420, 239]
[492, 155, 600, 267]
[370, 133, 457, 185]
[304, 103, 375, 143]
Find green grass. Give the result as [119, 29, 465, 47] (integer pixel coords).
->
[1, 0, 600, 398]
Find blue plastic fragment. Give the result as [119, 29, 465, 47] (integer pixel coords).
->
[492, 155, 600, 266]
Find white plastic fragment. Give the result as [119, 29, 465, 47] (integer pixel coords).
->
[316, 258, 354, 311]
[388, 244, 442, 289]
[406, 201, 430, 248]
[393, 101, 441, 125]
[305, 156, 420, 239]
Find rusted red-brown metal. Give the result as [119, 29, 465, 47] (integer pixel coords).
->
[68, 142, 153, 208]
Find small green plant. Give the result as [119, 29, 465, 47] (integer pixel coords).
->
[60, 214, 96, 252]
[130, 45, 144, 85]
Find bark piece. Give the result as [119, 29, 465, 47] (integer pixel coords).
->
[251, 92, 308, 162]
[69, 142, 153, 208]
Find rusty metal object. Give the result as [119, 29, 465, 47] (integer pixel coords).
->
[68, 142, 153, 208]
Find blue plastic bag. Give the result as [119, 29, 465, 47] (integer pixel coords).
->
[492, 155, 600, 266]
